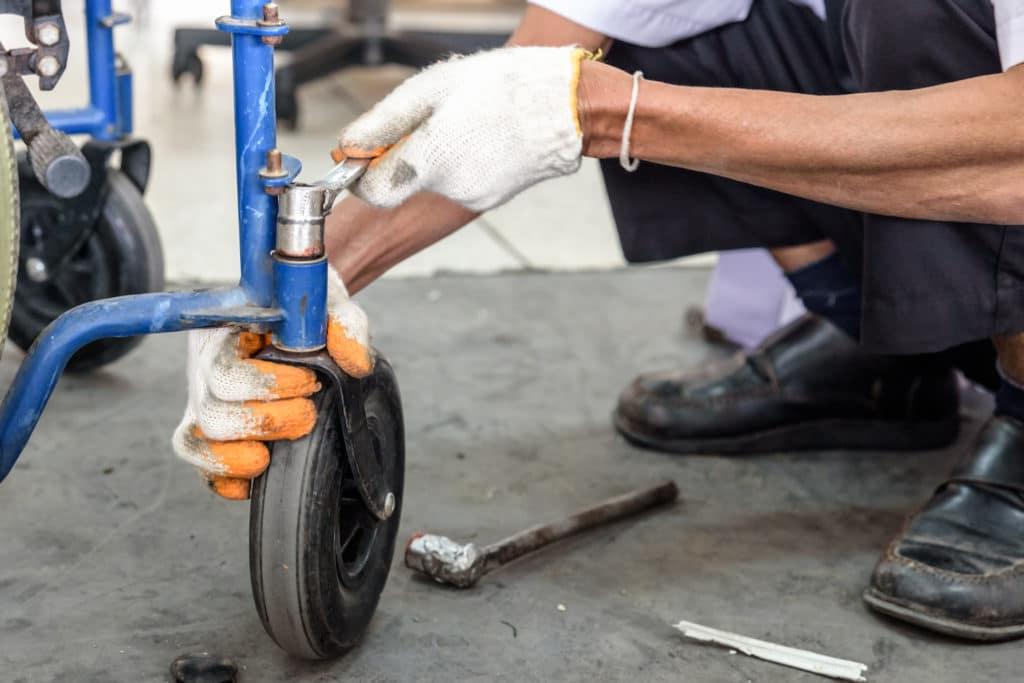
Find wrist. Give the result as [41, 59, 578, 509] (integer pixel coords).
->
[577, 60, 634, 158]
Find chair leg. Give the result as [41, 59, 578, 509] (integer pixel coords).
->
[275, 33, 366, 129]
[171, 28, 230, 84]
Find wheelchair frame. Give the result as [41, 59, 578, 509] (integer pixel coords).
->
[0, 0, 320, 480]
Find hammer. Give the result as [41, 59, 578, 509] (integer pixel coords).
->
[405, 480, 679, 588]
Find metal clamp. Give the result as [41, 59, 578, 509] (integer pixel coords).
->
[0, 1, 70, 89]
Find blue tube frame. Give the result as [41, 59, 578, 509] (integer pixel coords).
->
[0, 0, 328, 480]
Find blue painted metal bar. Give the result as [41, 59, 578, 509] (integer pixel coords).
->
[228, 0, 279, 307]
[273, 257, 327, 351]
[27, 106, 107, 137]
[84, 0, 120, 140]
[0, 288, 252, 481]
[116, 59, 133, 135]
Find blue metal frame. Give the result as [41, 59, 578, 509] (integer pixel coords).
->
[0, 0, 330, 480]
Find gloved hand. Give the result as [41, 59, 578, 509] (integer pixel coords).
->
[172, 267, 372, 500]
[339, 46, 591, 212]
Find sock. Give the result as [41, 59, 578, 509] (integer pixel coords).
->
[784, 251, 862, 339]
[995, 366, 1024, 422]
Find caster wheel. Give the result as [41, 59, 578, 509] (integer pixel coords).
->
[172, 50, 204, 85]
[249, 356, 405, 660]
[10, 170, 165, 372]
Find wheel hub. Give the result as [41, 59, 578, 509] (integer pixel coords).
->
[335, 425, 385, 586]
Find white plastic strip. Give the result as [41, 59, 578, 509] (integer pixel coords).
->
[673, 620, 868, 682]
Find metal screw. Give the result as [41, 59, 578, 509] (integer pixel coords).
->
[383, 492, 396, 519]
[25, 257, 48, 283]
[266, 148, 283, 175]
[260, 3, 284, 46]
[261, 148, 287, 196]
[36, 22, 61, 47]
[37, 55, 60, 78]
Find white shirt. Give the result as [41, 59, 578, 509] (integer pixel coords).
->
[532, 0, 1024, 71]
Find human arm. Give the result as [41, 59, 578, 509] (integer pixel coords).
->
[580, 60, 1024, 225]
[325, 5, 610, 294]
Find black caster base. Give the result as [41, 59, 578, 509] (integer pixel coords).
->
[10, 151, 164, 372]
[249, 354, 405, 660]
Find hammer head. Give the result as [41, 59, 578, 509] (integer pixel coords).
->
[404, 533, 486, 588]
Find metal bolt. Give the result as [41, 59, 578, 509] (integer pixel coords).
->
[260, 3, 284, 46]
[262, 148, 287, 196]
[25, 257, 48, 283]
[37, 55, 60, 78]
[36, 22, 61, 47]
[383, 492, 396, 519]
[266, 148, 283, 175]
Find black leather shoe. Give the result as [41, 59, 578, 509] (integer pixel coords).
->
[864, 416, 1024, 640]
[614, 315, 959, 454]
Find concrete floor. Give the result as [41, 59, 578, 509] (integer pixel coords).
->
[0, 268, 1019, 682]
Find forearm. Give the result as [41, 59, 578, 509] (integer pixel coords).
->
[582, 61, 1024, 224]
[327, 5, 609, 292]
[325, 193, 476, 294]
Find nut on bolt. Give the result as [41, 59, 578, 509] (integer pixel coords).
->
[36, 22, 61, 47]
[259, 3, 284, 47]
[36, 55, 60, 78]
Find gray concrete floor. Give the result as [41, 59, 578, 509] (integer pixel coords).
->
[0, 268, 1019, 682]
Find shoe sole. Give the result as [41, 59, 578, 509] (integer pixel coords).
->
[613, 413, 959, 454]
[862, 588, 1024, 641]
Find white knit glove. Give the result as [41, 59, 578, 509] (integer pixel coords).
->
[171, 267, 372, 500]
[339, 46, 589, 212]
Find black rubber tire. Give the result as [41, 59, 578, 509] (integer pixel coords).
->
[9, 170, 165, 372]
[249, 357, 405, 660]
